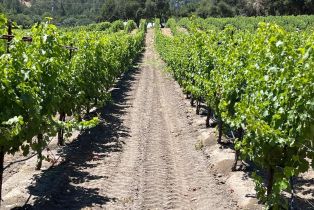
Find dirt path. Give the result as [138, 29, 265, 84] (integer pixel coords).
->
[4, 29, 237, 210]
[100, 29, 236, 210]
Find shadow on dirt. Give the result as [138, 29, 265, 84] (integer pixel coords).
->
[295, 176, 314, 210]
[190, 102, 314, 210]
[12, 60, 142, 210]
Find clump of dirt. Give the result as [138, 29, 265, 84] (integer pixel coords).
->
[161, 28, 173, 37]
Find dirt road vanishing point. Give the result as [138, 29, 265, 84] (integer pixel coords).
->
[3, 29, 239, 210]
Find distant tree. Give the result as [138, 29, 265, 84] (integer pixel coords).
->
[304, 0, 314, 14]
[62, 17, 78, 26]
[1, 0, 314, 26]
[217, 1, 235, 17]
[60, 2, 66, 16]
[0, 3, 4, 13]
[135, 7, 144, 26]
[42, 11, 52, 19]
[145, 0, 157, 19]
[175, 2, 198, 17]
[124, 0, 141, 20]
[77, 18, 94, 26]
[155, 0, 170, 26]
[100, 0, 170, 23]
[196, 0, 212, 18]
[32, 15, 42, 24]
[14, 13, 33, 28]
[101, 0, 119, 21]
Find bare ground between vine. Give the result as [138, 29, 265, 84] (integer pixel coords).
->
[1, 29, 235, 210]
[161, 28, 173, 37]
[1, 29, 313, 210]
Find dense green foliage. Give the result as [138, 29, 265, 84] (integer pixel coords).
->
[0, 14, 145, 154]
[0, 0, 169, 27]
[178, 15, 314, 32]
[0, 0, 314, 28]
[0, 12, 146, 191]
[155, 17, 314, 209]
[173, 0, 314, 17]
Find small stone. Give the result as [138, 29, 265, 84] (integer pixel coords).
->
[197, 132, 216, 147]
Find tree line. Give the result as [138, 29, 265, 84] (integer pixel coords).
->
[0, 0, 313, 28]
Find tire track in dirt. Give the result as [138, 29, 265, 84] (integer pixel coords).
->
[102, 29, 237, 209]
[7, 29, 238, 210]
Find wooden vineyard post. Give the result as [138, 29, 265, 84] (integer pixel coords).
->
[0, 20, 14, 53]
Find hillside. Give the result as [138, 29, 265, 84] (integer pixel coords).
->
[0, 0, 314, 28]
[27, 0, 106, 16]
[0, 0, 107, 27]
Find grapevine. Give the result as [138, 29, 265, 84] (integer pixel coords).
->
[155, 17, 314, 209]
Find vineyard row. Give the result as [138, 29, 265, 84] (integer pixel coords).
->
[0, 15, 147, 202]
[155, 18, 314, 209]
